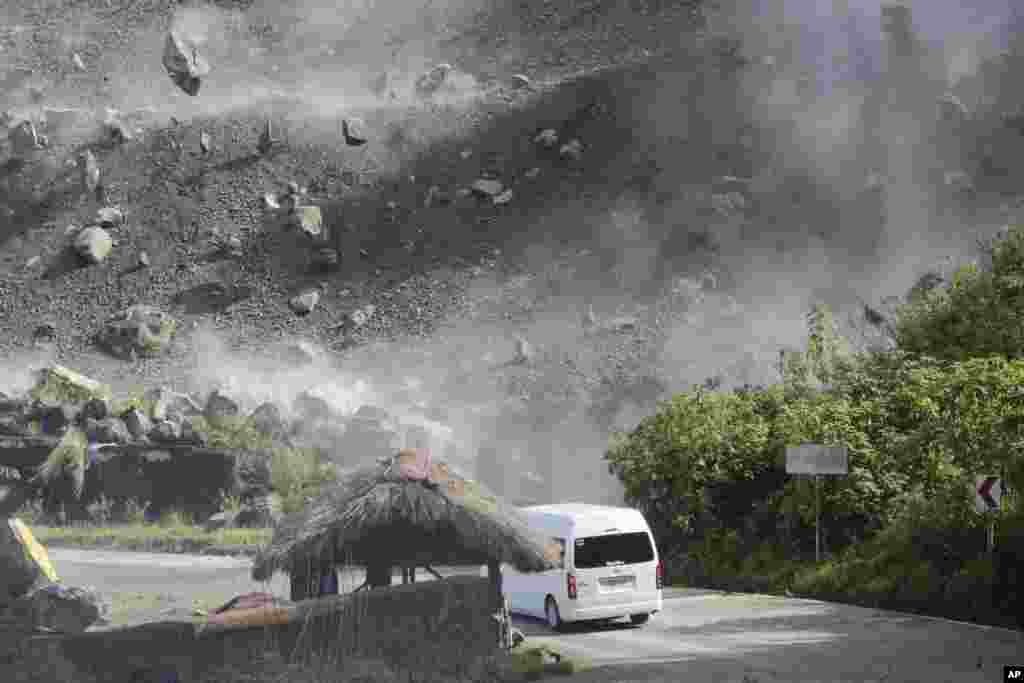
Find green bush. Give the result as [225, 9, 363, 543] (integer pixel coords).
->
[271, 447, 336, 514]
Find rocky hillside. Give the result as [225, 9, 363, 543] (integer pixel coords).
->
[3, 0, 1024, 502]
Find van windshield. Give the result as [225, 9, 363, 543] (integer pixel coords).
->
[573, 532, 654, 568]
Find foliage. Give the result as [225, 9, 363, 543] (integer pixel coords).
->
[35, 427, 88, 497]
[894, 223, 1024, 360]
[272, 447, 337, 514]
[122, 498, 151, 524]
[188, 415, 275, 450]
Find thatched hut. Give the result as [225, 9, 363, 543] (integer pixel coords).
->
[251, 449, 558, 608]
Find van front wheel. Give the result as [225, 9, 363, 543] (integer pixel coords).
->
[545, 597, 563, 631]
[630, 613, 651, 626]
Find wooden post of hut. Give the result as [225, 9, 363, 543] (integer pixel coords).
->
[487, 559, 510, 650]
[366, 561, 392, 588]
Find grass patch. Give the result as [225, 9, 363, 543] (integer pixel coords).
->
[189, 414, 276, 450]
[508, 646, 582, 680]
[271, 447, 336, 514]
[31, 521, 271, 553]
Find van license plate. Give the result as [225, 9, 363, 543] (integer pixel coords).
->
[599, 576, 634, 587]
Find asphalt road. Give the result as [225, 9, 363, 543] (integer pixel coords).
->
[51, 549, 1024, 683]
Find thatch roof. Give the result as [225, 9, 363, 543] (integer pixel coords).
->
[251, 453, 558, 581]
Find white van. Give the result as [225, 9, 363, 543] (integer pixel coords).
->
[497, 504, 663, 630]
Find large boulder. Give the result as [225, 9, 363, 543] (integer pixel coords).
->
[120, 407, 152, 440]
[0, 518, 59, 601]
[0, 400, 33, 436]
[204, 390, 240, 423]
[78, 398, 110, 423]
[30, 401, 76, 436]
[83, 417, 130, 445]
[0, 581, 109, 633]
[31, 366, 111, 403]
[293, 391, 334, 423]
[162, 31, 210, 96]
[98, 305, 178, 359]
[249, 403, 286, 438]
[146, 387, 201, 421]
[73, 226, 113, 265]
[0, 480, 32, 516]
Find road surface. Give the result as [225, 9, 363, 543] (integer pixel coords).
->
[51, 548, 1024, 683]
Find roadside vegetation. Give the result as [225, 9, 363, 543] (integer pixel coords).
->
[18, 496, 271, 554]
[606, 224, 1024, 629]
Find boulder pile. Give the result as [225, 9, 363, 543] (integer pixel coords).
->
[0, 365, 431, 527]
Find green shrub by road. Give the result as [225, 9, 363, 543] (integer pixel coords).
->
[31, 520, 271, 555]
[612, 225, 1024, 631]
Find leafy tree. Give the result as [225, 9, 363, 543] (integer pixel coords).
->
[895, 223, 1024, 360]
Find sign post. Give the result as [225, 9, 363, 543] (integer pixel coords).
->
[973, 475, 1002, 553]
[786, 444, 849, 563]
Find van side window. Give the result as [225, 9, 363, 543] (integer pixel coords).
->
[552, 537, 566, 568]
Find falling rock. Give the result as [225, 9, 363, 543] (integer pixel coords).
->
[937, 92, 969, 123]
[346, 304, 376, 330]
[559, 139, 583, 161]
[289, 290, 320, 315]
[78, 397, 110, 423]
[146, 387, 202, 421]
[149, 419, 183, 443]
[944, 170, 974, 194]
[8, 119, 41, 154]
[493, 189, 514, 206]
[263, 193, 281, 210]
[342, 117, 368, 146]
[95, 206, 124, 228]
[250, 402, 287, 438]
[103, 111, 133, 143]
[73, 226, 113, 264]
[509, 74, 531, 89]
[293, 205, 323, 238]
[71, 52, 86, 71]
[415, 63, 454, 97]
[162, 31, 211, 96]
[311, 247, 339, 270]
[257, 119, 276, 154]
[864, 171, 885, 192]
[204, 390, 239, 425]
[137, 251, 150, 268]
[710, 192, 746, 216]
[89, 417, 130, 445]
[78, 150, 100, 195]
[533, 128, 558, 149]
[199, 130, 211, 154]
[98, 305, 178, 359]
[121, 407, 151, 440]
[471, 178, 504, 198]
[512, 337, 534, 364]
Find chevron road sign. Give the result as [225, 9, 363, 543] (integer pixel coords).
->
[974, 476, 1002, 513]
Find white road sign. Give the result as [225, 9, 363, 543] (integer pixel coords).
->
[785, 444, 849, 475]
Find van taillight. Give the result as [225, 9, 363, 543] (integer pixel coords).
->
[567, 573, 577, 600]
[656, 561, 663, 589]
